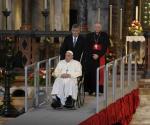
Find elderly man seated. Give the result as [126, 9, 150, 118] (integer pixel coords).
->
[51, 50, 82, 109]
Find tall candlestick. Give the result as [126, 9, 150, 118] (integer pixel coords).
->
[98, 7, 100, 22]
[44, 0, 47, 9]
[109, 5, 112, 36]
[135, 6, 138, 21]
[120, 8, 123, 40]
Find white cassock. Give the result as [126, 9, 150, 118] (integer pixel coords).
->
[51, 59, 82, 105]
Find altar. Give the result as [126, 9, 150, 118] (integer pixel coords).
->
[126, 36, 145, 64]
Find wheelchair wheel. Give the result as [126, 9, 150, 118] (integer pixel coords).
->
[76, 76, 85, 108]
[79, 83, 85, 106]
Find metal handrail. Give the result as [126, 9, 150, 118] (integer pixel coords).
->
[96, 52, 137, 113]
[25, 52, 137, 113]
[24, 56, 59, 112]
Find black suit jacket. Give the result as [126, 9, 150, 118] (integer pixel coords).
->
[60, 34, 86, 61]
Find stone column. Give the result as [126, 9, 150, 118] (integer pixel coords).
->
[62, 0, 70, 31]
[54, 0, 62, 31]
[78, 0, 88, 31]
[49, 0, 55, 30]
[7, 0, 12, 30]
[99, 0, 109, 32]
[41, 0, 50, 31]
[21, 0, 32, 30]
[87, 0, 97, 31]
[32, 0, 43, 30]
[12, 0, 22, 30]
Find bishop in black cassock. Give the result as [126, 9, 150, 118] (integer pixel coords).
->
[85, 23, 109, 94]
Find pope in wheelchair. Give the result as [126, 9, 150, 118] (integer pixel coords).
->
[51, 50, 82, 109]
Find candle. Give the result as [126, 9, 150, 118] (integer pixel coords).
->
[109, 5, 112, 36]
[98, 7, 100, 22]
[135, 6, 138, 21]
[6, 0, 8, 10]
[44, 0, 47, 9]
[120, 8, 123, 40]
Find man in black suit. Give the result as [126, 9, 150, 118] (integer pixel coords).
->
[60, 24, 85, 62]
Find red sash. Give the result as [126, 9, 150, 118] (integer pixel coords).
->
[93, 43, 105, 85]
[99, 55, 105, 85]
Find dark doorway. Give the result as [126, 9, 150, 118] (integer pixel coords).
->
[69, 9, 78, 30]
[12, 90, 25, 97]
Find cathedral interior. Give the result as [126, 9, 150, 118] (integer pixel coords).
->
[0, 0, 149, 65]
[0, 0, 150, 124]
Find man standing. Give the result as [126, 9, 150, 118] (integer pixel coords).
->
[85, 22, 109, 95]
[60, 24, 85, 62]
[51, 50, 82, 108]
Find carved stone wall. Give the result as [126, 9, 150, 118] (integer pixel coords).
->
[18, 37, 32, 65]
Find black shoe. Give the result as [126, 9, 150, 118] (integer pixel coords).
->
[88, 91, 93, 96]
[51, 96, 61, 109]
[64, 96, 75, 108]
[99, 85, 104, 93]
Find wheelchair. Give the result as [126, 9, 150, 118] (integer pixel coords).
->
[50, 68, 85, 109]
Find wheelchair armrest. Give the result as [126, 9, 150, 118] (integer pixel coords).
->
[77, 76, 82, 81]
[77, 76, 84, 85]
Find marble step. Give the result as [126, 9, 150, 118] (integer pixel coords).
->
[138, 79, 150, 88]
[130, 94, 150, 125]
[139, 88, 150, 95]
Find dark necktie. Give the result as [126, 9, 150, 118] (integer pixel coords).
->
[73, 37, 77, 47]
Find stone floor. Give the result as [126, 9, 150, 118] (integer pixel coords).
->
[0, 117, 14, 125]
[0, 82, 150, 125]
[130, 87, 150, 125]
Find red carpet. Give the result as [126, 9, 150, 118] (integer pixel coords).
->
[79, 88, 140, 125]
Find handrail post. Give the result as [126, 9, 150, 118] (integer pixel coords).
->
[120, 57, 125, 97]
[34, 62, 39, 108]
[48, 59, 52, 88]
[25, 66, 28, 112]
[34, 63, 37, 107]
[96, 67, 100, 113]
[46, 60, 49, 101]
[105, 64, 109, 107]
[36, 62, 40, 107]
[128, 54, 132, 86]
[134, 56, 137, 83]
[112, 60, 117, 102]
